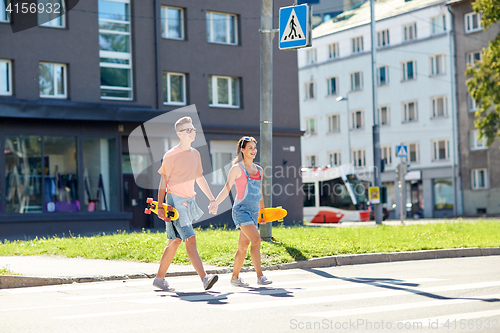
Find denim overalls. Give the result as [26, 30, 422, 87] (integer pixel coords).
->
[232, 163, 262, 228]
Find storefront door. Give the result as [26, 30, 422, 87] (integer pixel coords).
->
[123, 173, 152, 229]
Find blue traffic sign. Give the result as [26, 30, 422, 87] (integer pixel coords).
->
[396, 145, 408, 158]
[279, 4, 312, 50]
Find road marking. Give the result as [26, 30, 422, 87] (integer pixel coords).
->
[298, 293, 500, 318]
[399, 309, 500, 326]
[54, 308, 164, 320]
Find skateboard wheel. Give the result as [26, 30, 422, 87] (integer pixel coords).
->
[165, 217, 171, 222]
[167, 206, 173, 212]
[144, 208, 151, 214]
[146, 198, 153, 204]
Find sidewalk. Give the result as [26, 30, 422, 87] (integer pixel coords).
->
[2, 247, 500, 289]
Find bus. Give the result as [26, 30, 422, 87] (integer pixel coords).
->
[302, 165, 370, 223]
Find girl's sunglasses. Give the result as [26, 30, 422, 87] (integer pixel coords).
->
[240, 136, 256, 148]
[178, 128, 197, 134]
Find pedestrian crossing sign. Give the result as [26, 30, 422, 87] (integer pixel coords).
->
[396, 145, 408, 158]
[279, 4, 312, 50]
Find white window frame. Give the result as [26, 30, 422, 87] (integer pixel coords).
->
[431, 14, 446, 34]
[1, 0, 10, 22]
[306, 48, 317, 65]
[326, 76, 338, 96]
[430, 54, 446, 76]
[377, 29, 390, 47]
[465, 12, 482, 34]
[377, 66, 389, 86]
[327, 114, 340, 133]
[209, 140, 238, 185]
[305, 81, 315, 100]
[352, 148, 366, 167]
[467, 93, 478, 112]
[163, 72, 186, 106]
[432, 139, 450, 161]
[328, 151, 341, 167]
[351, 36, 364, 54]
[328, 42, 339, 59]
[402, 60, 417, 81]
[161, 6, 185, 40]
[206, 11, 238, 45]
[208, 75, 240, 108]
[470, 130, 487, 150]
[0, 59, 12, 96]
[403, 22, 417, 41]
[38, 0, 66, 28]
[381, 145, 392, 166]
[466, 50, 482, 66]
[350, 110, 364, 130]
[471, 168, 488, 190]
[431, 96, 448, 118]
[39, 62, 67, 99]
[405, 142, 420, 163]
[350, 71, 363, 91]
[306, 154, 318, 168]
[305, 117, 317, 135]
[402, 101, 418, 123]
[379, 106, 390, 125]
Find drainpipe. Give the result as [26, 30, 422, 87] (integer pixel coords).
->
[154, 0, 160, 109]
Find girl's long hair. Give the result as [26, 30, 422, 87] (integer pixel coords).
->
[232, 136, 257, 165]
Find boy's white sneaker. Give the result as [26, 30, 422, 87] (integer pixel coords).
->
[153, 277, 175, 291]
[230, 277, 249, 287]
[203, 274, 219, 290]
[257, 276, 273, 285]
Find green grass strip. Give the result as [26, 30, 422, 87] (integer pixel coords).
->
[0, 221, 499, 267]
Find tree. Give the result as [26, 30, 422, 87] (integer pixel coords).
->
[465, 0, 500, 146]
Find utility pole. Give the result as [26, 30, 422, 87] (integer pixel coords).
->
[259, 0, 275, 241]
[370, 0, 382, 225]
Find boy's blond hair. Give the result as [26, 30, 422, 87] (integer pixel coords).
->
[175, 116, 193, 131]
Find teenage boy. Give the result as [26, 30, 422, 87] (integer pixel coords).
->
[153, 116, 219, 291]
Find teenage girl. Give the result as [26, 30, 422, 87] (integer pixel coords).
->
[215, 136, 272, 286]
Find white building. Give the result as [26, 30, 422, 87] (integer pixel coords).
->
[298, 0, 462, 219]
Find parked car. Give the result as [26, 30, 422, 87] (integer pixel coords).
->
[368, 204, 389, 221]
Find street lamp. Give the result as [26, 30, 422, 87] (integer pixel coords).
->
[336, 95, 352, 164]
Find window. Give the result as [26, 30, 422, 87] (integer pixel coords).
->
[377, 66, 389, 86]
[306, 48, 317, 64]
[432, 139, 450, 161]
[327, 114, 340, 133]
[381, 145, 392, 165]
[326, 77, 338, 96]
[379, 106, 390, 125]
[329, 43, 339, 59]
[206, 11, 238, 45]
[1, 0, 9, 22]
[472, 169, 488, 190]
[210, 140, 237, 185]
[352, 36, 364, 54]
[208, 75, 240, 108]
[430, 54, 445, 76]
[305, 81, 315, 99]
[303, 183, 315, 207]
[352, 149, 366, 167]
[350, 71, 363, 91]
[39, 62, 67, 98]
[467, 93, 478, 112]
[402, 60, 416, 81]
[377, 29, 390, 47]
[407, 143, 420, 163]
[306, 155, 317, 167]
[98, 0, 133, 100]
[38, 0, 66, 28]
[305, 117, 317, 135]
[431, 15, 446, 34]
[403, 22, 417, 41]
[465, 12, 482, 33]
[161, 6, 184, 40]
[350, 110, 363, 129]
[328, 151, 341, 166]
[470, 130, 487, 150]
[466, 51, 482, 67]
[0, 59, 12, 96]
[434, 178, 454, 209]
[163, 72, 186, 105]
[402, 101, 418, 122]
[431, 96, 448, 118]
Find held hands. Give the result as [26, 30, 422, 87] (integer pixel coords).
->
[208, 200, 218, 215]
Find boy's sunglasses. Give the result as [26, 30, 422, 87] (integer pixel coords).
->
[240, 136, 256, 148]
[178, 128, 197, 134]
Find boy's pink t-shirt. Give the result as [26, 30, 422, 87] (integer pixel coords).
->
[157, 147, 203, 199]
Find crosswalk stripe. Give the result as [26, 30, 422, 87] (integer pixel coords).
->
[54, 309, 164, 320]
[399, 309, 500, 326]
[298, 294, 500, 318]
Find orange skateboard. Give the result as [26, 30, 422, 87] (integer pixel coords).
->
[144, 198, 179, 222]
[258, 207, 287, 223]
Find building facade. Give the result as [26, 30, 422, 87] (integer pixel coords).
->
[448, 0, 500, 216]
[298, 0, 462, 219]
[0, 0, 303, 239]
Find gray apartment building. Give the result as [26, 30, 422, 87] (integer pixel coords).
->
[447, 0, 500, 216]
[0, 0, 303, 239]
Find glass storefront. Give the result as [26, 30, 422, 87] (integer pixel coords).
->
[433, 178, 454, 210]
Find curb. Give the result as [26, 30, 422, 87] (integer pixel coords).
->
[1, 247, 499, 289]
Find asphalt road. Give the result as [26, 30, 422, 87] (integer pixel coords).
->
[1, 256, 499, 333]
